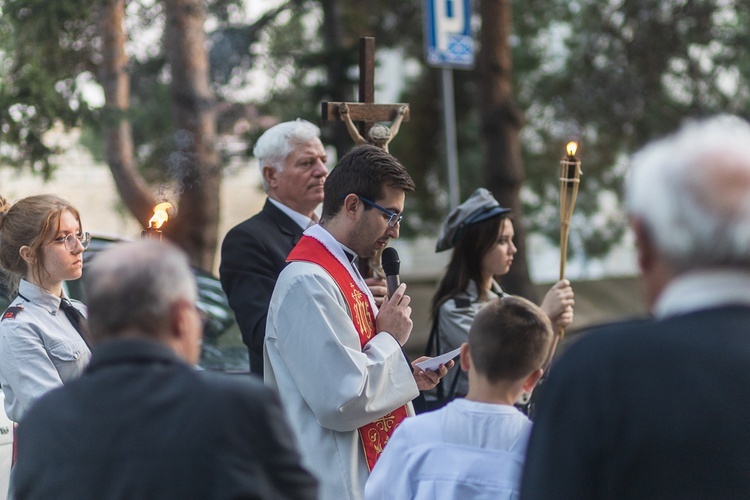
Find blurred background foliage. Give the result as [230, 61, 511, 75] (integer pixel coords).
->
[1, 0, 749, 272]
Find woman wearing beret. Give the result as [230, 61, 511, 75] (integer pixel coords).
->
[428, 188, 574, 404]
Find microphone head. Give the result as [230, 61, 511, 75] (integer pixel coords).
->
[381, 247, 401, 276]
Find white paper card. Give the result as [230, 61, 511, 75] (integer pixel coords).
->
[415, 347, 462, 372]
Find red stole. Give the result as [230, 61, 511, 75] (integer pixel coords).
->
[287, 235, 408, 470]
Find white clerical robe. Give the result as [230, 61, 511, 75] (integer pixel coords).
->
[365, 399, 532, 500]
[264, 225, 419, 500]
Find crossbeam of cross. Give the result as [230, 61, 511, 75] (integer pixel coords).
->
[321, 37, 410, 142]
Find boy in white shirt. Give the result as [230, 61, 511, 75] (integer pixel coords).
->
[365, 296, 554, 500]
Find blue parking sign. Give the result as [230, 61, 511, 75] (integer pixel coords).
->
[424, 0, 474, 69]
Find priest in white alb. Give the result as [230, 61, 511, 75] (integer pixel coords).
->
[264, 144, 451, 500]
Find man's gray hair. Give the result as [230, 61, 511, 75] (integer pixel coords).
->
[626, 114, 750, 272]
[84, 240, 198, 342]
[253, 119, 321, 191]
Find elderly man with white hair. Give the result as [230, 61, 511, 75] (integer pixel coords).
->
[521, 115, 750, 499]
[220, 119, 329, 375]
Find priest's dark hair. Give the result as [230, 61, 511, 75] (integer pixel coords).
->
[320, 144, 414, 222]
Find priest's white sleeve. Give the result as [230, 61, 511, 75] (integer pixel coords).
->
[265, 262, 419, 432]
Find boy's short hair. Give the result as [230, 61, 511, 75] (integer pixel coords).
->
[469, 296, 553, 383]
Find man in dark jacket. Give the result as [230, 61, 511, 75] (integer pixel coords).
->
[12, 240, 317, 500]
[521, 115, 750, 499]
[220, 119, 328, 375]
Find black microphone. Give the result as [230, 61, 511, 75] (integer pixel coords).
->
[381, 247, 401, 298]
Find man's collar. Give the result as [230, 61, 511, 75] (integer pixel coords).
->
[653, 269, 750, 318]
[87, 338, 187, 374]
[314, 222, 359, 265]
[267, 197, 317, 230]
[301, 224, 378, 312]
[340, 245, 358, 264]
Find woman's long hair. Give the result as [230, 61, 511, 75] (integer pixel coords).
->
[431, 214, 508, 319]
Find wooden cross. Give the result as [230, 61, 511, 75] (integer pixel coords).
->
[321, 37, 410, 147]
[321, 37, 410, 280]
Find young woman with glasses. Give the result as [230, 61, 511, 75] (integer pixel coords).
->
[0, 194, 92, 422]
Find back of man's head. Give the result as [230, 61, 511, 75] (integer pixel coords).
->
[85, 240, 198, 343]
[469, 296, 553, 383]
[627, 115, 750, 272]
[321, 144, 415, 222]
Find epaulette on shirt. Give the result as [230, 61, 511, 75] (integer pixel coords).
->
[453, 297, 472, 309]
[1, 306, 23, 321]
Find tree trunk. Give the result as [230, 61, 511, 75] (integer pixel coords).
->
[477, 0, 536, 299]
[163, 0, 221, 271]
[97, 0, 155, 225]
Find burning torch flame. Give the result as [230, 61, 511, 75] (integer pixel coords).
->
[148, 202, 173, 229]
[566, 141, 578, 157]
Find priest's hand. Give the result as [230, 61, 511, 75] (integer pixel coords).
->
[365, 277, 387, 307]
[376, 283, 412, 346]
[411, 357, 454, 391]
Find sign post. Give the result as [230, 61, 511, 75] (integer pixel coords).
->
[424, 0, 474, 210]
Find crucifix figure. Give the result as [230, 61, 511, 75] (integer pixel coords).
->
[321, 37, 410, 152]
[321, 37, 411, 280]
[338, 103, 407, 153]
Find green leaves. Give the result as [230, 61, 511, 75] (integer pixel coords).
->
[515, 0, 750, 258]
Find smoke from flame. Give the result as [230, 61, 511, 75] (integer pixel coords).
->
[149, 202, 174, 229]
